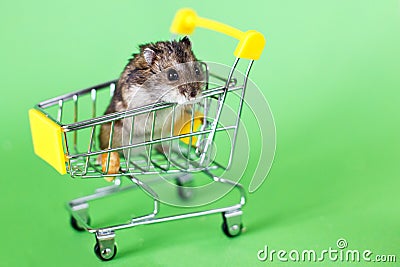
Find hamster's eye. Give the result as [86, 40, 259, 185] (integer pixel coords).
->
[194, 66, 201, 76]
[167, 69, 179, 81]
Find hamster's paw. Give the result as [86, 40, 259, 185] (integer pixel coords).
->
[101, 152, 120, 182]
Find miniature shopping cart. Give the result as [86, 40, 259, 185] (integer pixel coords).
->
[29, 9, 265, 261]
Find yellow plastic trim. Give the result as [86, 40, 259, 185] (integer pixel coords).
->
[175, 111, 204, 146]
[170, 8, 266, 60]
[29, 109, 67, 174]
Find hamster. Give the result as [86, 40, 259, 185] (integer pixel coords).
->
[99, 37, 204, 176]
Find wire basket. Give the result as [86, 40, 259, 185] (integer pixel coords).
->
[29, 8, 265, 261]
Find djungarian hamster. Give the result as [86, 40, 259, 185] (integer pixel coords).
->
[99, 37, 204, 175]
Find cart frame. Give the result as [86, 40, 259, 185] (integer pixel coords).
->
[29, 8, 265, 261]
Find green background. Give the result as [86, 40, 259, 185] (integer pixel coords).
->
[1, 0, 399, 266]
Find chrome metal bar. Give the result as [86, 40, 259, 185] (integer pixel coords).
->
[125, 117, 135, 171]
[68, 183, 138, 208]
[199, 58, 240, 165]
[167, 106, 176, 170]
[75, 169, 183, 178]
[38, 80, 118, 109]
[129, 175, 159, 217]
[226, 60, 254, 169]
[59, 85, 243, 132]
[57, 99, 63, 122]
[203, 169, 246, 206]
[91, 89, 97, 149]
[129, 157, 151, 173]
[104, 121, 115, 174]
[91, 88, 97, 118]
[95, 178, 122, 194]
[68, 175, 244, 232]
[64, 131, 71, 174]
[83, 125, 96, 175]
[63, 101, 173, 132]
[186, 106, 195, 167]
[209, 72, 237, 87]
[73, 94, 78, 151]
[196, 96, 210, 154]
[35, 81, 241, 127]
[199, 60, 210, 154]
[68, 126, 237, 159]
[85, 203, 243, 233]
[150, 160, 168, 172]
[146, 111, 157, 171]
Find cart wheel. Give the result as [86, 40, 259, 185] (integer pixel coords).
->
[94, 243, 117, 261]
[221, 210, 243, 238]
[176, 174, 193, 200]
[70, 216, 90, 232]
[222, 221, 243, 238]
[177, 185, 193, 200]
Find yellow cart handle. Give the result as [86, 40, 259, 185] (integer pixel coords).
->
[170, 8, 265, 60]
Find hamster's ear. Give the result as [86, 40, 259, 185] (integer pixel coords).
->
[180, 36, 191, 47]
[143, 48, 156, 65]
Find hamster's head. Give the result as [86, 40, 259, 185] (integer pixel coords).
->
[129, 37, 205, 104]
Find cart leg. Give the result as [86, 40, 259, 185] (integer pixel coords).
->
[94, 230, 117, 261]
[222, 209, 243, 237]
[202, 170, 247, 207]
[129, 175, 160, 219]
[70, 202, 90, 231]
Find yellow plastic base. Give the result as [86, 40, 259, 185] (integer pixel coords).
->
[174, 111, 204, 146]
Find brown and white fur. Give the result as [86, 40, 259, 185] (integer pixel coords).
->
[99, 37, 204, 175]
